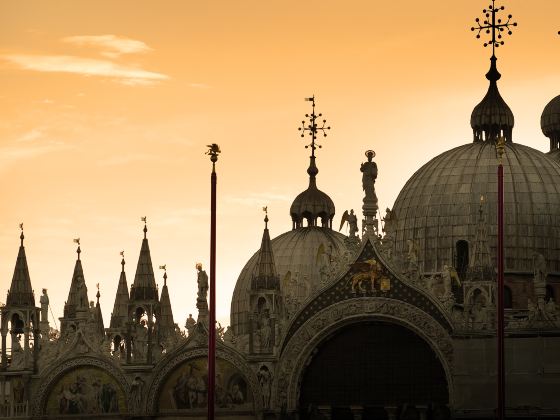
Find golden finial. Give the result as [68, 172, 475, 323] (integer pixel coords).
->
[496, 136, 506, 161]
[159, 264, 167, 272]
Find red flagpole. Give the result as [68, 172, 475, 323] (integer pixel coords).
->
[207, 144, 220, 420]
[497, 139, 505, 420]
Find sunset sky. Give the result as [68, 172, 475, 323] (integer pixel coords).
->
[1, 1, 560, 329]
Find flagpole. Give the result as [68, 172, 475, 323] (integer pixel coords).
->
[207, 144, 220, 420]
[496, 137, 505, 420]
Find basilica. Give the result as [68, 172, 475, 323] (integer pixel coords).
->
[2, 7, 560, 420]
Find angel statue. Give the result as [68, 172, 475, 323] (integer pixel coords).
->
[339, 209, 359, 238]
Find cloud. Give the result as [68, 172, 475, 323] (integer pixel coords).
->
[16, 128, 44, 142]
[63, 35, 152, 58]
[189, 83, 211, 89]
[225, 192, 292, 207]
[2, 54, 169, 85]
[0, 141, 70, 170]
[97, 153, 160, 166]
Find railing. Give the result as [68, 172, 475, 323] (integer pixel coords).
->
[0, 402, 28, 418]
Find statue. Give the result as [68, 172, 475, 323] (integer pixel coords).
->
[360, 151, 378, 198]
[196, 263, 209, 301]
[185, 314, 196, 336]
[406, 239, 419, 273]
[339, 209, 359, 238]
[40, 288, 49, 324]
[258, 313, 272, 352]
[133, 321, 148, 361]
[76, 275, 88, 310]
[257, 365, 272, 409]
[130, 376, 145, 413]
[9, 335, 25, 370]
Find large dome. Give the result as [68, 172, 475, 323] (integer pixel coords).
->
[389, 141, 560, 274]
[230, 227, 347, 335]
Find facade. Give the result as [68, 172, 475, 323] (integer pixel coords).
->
[3, 32, 560, 420]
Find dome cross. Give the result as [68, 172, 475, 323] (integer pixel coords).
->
[471, 0, 517, 57]
[298, 96, 330, 158]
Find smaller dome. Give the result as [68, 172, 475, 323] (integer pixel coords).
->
[290, 156, 335, 229]
[470, 56, 514, 143]
[541, 95, 560, 152]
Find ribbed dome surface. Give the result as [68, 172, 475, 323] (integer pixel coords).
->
[390, 141, 560, 274]
[470, 84, 514, 134]
[230, 227, 346, 334]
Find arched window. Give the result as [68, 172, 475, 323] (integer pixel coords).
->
[456, 240, 469, 278]
[504, 286, 513, 309]
[546, 285, 555, 303]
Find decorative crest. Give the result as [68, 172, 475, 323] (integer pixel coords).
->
[159, 264, 167, 272]
[298, 96, 330, 157]
[206, 143, 221, 169]
[471, 0, 517, 55]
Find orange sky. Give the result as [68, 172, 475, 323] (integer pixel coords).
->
[1, 0, 559, 329]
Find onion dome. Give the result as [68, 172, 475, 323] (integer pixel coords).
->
[470, 56, 514, 143]
[541, 95, 560, 155]
[290, 156, 335, 229]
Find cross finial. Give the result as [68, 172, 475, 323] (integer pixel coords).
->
[141, 216, 147, 238]
[19, 223, 24, 246]
[298, 96, 330, 158]
[471, 1, 517, 57]
[73, 238, 81, 260]
[262, 206, 269, 228]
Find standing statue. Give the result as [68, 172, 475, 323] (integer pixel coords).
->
[185, 314, 196, 336]
[339, 209, 359, 238]
[130, 376, 145, 414]
[361, 152, 378, 195]
[40, 288, 49, 324]
[533, 252, 547, 287]
[257, 365, 273, 409]
[196, 263, 209, 301]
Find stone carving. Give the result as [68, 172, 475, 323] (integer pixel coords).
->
[185, 314, 196, 337]
[275, 297, 453, 411]
[360, 152, 378, 202]
[340, 209, 359, 238]
[133, 322, 148, 362]
[196, 264, 209, 301]
[406, 239, 419, 274]
[257, 365, 272, 409]
[257, 312, 272, 352]
[468, 289, 489, 330]
[40, 289, 49, 325]
[9, 334, 25, 370]
[130, 376, 144, 414]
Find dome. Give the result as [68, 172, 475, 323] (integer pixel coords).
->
[389, 141, 560, 275]
[230, 226, 347, 335]
[541, 94, 560, 153]
[290, 156, 336, 229]
[470, 56, 514, 143]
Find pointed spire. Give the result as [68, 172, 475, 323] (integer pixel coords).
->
[251, 209, 280, 290]
[130, 218, 158, 302]
[93, 283, 105, 336]
[158, 266, 175, 332]
[467, 195, 495, 281]
[110, 251, 130, 329]
[6, 224, 35, 307]
[64, 239, 90, 317]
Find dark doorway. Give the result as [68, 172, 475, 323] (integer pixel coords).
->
[299, 322, 448, 419]
[456, 240, 469, 279]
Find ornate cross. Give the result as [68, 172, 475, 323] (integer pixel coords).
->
[471, 0, 517, 55]
[298, 96, 330, 157]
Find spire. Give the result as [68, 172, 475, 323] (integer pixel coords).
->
[467, 195, 495, 281]
[93, 283, 105, 336]
[130, 218, 158, 302]
[110, 251, 130, 329]
[291, 96, 335, 229]
[6, 224, 35, 307]
[251, 208, 280, 290]
[470, 1, 517, 143]
[64, 239, 90, 318]
[158, 266, 175, 332]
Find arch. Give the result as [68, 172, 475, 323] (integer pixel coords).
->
[276, 298, 454, 413]
[299, 322, 449, 417]
[31, 356, 130, 416]
[146, 346, 263, 415]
